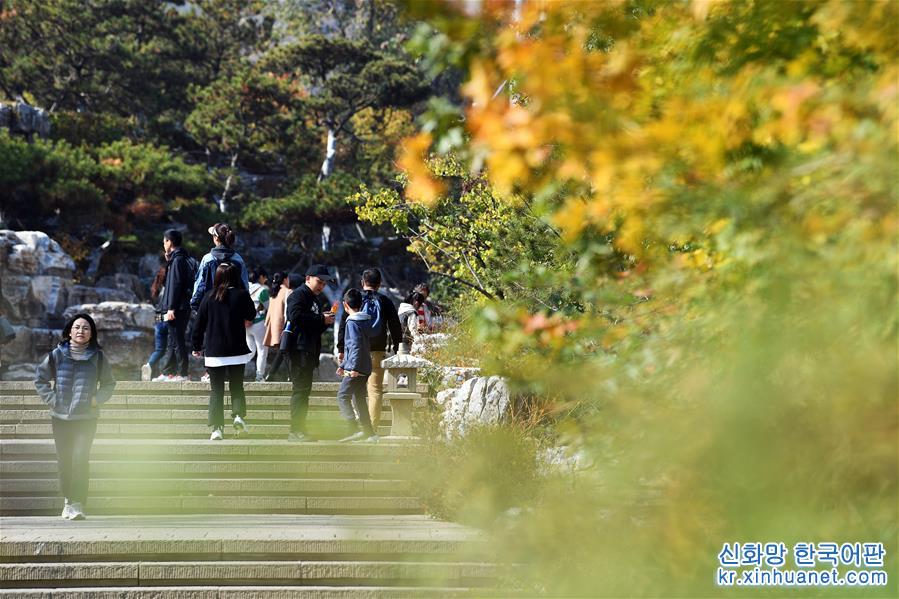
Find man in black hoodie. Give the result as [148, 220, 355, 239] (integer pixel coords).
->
[161, 229, 193, 381]
[284, 264, 336, 442]
[337, 268, 402, 429]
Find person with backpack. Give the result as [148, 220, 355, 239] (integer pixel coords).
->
[34, 313, 116, 520]
[157, 229, 194, 382]
[190, 223, 249, 312]
[335, 288, 378, 443]
[336, 268, 402, 430]
[191, 262, 256, 441]
[246, 267, 270, 382]
[285, 265, 336, 442]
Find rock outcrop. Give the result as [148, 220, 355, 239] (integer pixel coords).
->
[0, 230, 154, 378]
[435, 375, 512, 436]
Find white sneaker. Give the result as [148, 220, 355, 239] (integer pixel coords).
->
[169, 375, 188, 382]
[141, 364, 151, 381]
[68, 502, 86, 520]
[151, 374, 171, 382]
[210, 427, 223, 441]
[233, 415, 248, 434]
[61, 499, 74, 520]
[338, 430, 367, 443]
[353, 434, 380, 444]
[200, 373, 210, 383]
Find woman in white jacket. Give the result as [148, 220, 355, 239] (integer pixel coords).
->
[245, 268, 270, 382]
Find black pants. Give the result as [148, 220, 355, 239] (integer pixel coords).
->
[51, 418, 98, 504]
[167, 309, 191, 376]
[208, 364, 246, 428]
[289, 351, 316, 433]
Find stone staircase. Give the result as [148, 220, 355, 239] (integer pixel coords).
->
[0, 381, 420, 517]
[0, 381, 500, 596]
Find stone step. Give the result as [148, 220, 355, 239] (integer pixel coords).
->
[0, 408, 394, 424]
[1, 460, 407, 478]
[0, 515, 494, 594]
[0, 560, 494, 588]
[0, 422, 394, 440]
[0, 439, 414, 461]
[0, 381, 429, 396]
[0, 478, 412, 497]
[1, 396, 398, 410]
[0, 514, 485, 561]
[0, 586, 476, 598]
[0, 495, 422, 516]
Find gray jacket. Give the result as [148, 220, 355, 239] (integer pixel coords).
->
[34, 342, 116, 420]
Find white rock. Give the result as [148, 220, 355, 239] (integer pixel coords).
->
[0, 230, 75, 276]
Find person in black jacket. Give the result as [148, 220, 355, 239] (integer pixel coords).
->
[161, 229, 193, 381]
[284, 264, 336, 442]
[336, 268, 402, 429]
[191, 262, 256, 441]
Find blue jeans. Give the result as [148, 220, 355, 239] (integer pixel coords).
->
[147, 321, 169, 379]
[336, 374, 374, 435]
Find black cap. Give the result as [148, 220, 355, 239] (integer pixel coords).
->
[305, 264, 333, 281]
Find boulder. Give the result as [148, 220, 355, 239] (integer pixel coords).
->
[61, 302, 155, 368]
[3, 362, 38, 381]
[96, 274, 145, 302]
[0, 326, 61, 366]
[0, 230, 76, 277]
[69, 285, 139, 306]
[0, 273, 72, 323]
[63, 301, 155, 332]
[438, 375, 512, 436]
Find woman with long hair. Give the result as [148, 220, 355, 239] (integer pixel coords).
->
[262, 271, 292, 381]
[145, 253, 172, 380]
[34, 313, 116, 520]
[191, 262, 256, 440]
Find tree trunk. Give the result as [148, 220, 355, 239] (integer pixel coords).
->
[318, 127, 337, 181]
[219, 152, 239, 213]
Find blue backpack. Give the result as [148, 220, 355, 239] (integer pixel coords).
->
[361, 291, 383, 337]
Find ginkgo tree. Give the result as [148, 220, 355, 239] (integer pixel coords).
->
[380, 1, 898, 595]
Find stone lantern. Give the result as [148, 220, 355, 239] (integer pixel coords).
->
[381, 345, 430, 438]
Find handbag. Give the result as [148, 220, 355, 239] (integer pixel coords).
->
[279, 320, 295, 352]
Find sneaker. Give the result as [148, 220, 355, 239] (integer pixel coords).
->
[141, 364, 151, 382]
[338, 430, 367, 443]
[169, 375, 188, 382]
[255, 374, 265, 383]
[287, 431, 317, 443]
[233, 415, 248, 434]
[210, 427, 223, 441]
[68, 502, 86, 520]
[61, 499, 74, 520]
[200, 373, 210, 383]
[151, 374, 172, 382]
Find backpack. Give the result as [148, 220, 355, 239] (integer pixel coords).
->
[361, 291, 384, 338]
[202, 255, 236, 292]
[186, 255, 200, 285]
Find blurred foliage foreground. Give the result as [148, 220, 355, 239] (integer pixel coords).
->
[386, 1, 898, 596]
